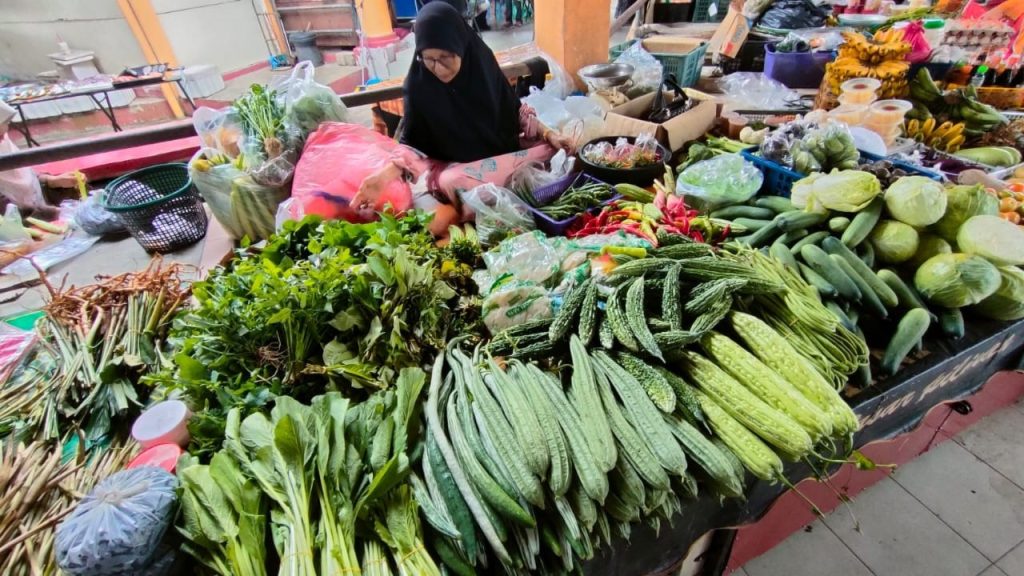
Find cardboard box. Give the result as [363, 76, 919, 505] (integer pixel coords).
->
[708, 8, 751, 59]
[634, 35, 706, 58]
[602, 88, 717, 153]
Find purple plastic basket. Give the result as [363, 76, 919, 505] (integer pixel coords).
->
[527, 173, 618, 236]
[764, 44, 836, 89]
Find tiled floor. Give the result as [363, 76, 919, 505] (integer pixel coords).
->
[739, 399, 1024, 576]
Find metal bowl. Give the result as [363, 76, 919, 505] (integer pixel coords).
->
[578, 63, 635, 90]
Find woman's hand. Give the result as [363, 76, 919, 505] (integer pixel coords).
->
[352, 161, 403, 211]
[544, 129, 575, 154]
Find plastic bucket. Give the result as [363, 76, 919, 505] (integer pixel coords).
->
[764, 44, 836, 89]
[289, 31, 323, 66]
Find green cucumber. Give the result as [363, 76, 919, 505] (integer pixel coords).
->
[790, 230, 830, 253]
[754, 196, 796, 213]
[769, 243, 799, 272]
[739, 220, 782, 248]
[859, 241, 875, 269]
[877, 269, 935, 321]
[821, 237, 898, 308]
[841, 197, 883, 248]
[798, 263, 838, 298]
[938, 308, 965, 340]
[829, 254, 888, 319]
[825, 300, 856, 331]
[881, 308, 931, 376]
[732, 218, 775, 232]
[710, 206, 776, 220]
[800, 244, 862, 301]
[828, 217, 851, 233]
[777, 210, 830, 233]
[773, 229, 809, 246]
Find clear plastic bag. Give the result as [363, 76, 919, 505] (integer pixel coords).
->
[676, 154, 764, 211]
[480, 280, 554, 334]
[272, 61, 348, 138]
[0, 204, 31, 243]
[538, 50, 575, 99]
[460, 183, 536, 246]
[191, 106, 242, 158]
[189, 148, 289, 241]
[506, 150, 575, 199]
[2, 234, 100, 278]
[73, 192, 127, 236]
[718, 73, 801, 111]
[613, 41, 663, 97]
[55, 467, 178, 575]
[581, 134, 661, 169]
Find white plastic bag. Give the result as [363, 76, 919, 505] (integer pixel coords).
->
[55, 467, 178, 575]
[272, 61, 348, 137]
[613, 41, 663, 96]
[539, 50, 575, 99]
[460, 183, 536, 246]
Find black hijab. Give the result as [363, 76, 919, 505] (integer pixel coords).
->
[401, 2, 521, 163]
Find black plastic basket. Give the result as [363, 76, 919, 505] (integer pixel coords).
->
[102, 163, 208, 253]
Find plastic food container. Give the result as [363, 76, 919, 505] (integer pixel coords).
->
[830, 104, 869, 125]
[839, 78, 881, 105]
[131, 400, 191, 449]
[868, 99, 913, 124]
[127, 444, 183, 473]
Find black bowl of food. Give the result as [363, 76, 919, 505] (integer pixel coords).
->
[578, 136, 669, 187]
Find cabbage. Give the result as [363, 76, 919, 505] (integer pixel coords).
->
[908, 234, 953, 270]
[975, 267, 1024, 321]
[957, 214, 1024, 266]
[884, 176, 947, 227]
[791, 170, 882, 214]
[931, 184, 998, 241]
[869, 220, 919, 264]
[914, 253, 1001, 308]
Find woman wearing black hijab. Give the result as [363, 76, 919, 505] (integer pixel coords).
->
[353, 2, 569, 219]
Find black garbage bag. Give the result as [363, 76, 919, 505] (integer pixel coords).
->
[758, 0, 829, 30]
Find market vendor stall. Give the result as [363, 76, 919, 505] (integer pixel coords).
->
[3, 6, 1024, 573]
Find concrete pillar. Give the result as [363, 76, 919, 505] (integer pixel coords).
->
[356, 0, 400, 47]
[116, 0, 185, 119]
[535, 0, 611, 90]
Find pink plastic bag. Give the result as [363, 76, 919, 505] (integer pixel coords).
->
[291, 123, 413, 222]
[902, 22, 932, 64]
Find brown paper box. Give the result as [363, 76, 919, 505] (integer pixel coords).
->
[602, 88, 717, 153]
[708, 7, 751, 59]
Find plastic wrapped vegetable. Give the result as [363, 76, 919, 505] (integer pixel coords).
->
[791, 170, 882, 213]
[884, 176, 948, 227]
[914, 253, 1001, 308]
[56, 467, 178, 575]
[869, 220, 920, 264]
[975, 266, 1024, 321]
[676, 154, 764, 211]
[957, 214, 1024, 266]
[931, 184, 999, 241]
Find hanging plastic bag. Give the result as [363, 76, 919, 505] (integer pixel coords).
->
[73, 192, 128, 236]
[191, 106, 242, 158]
[189, 148, 289, 241]
[676, 154, 764, 211]
[55, 467, 178, 575]
[272, 61, 348, 139]
[290, 123, 415, 223]
[613, 41, 663, 97]
[460, 183, 536, 246]
[538, 50, 575, 99]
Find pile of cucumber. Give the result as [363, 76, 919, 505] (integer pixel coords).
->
[715, 196, 960, 384]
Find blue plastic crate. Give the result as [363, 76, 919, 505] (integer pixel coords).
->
[527, 173, 619, 236]
[740, 147, 942, 198]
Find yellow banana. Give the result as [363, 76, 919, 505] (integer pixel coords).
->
[921, 117, 937, 139]
[907, 119, 921, 138]
[945, 135, 965, 152]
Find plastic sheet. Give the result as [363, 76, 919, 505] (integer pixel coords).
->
[613, 41, 663, 96]
[717, 73, 801, 111]
[290, 123, 414, 223]
[757, 0, 830, 30]
[2, 234, 100, 277]
[55, 467, 178, 575]
[460, 183, 536, 246]
[73, 192, 128, 236]
[676, 154, 764, 211]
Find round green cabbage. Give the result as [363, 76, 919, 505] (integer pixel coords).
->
[931, 184, 998, 241]
[914, 253, 1001, 308]
[908, 234, 953, 270]
[975, 266, 1024, 321]
[884, 176, 948, 227]
[869, 220, 920, 264]
[957, 214, 1024, 266]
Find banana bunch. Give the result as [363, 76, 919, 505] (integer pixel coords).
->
[825, 31, 912, 100]
[908, 68, 1008, 136]
[905, 118, 966, 152]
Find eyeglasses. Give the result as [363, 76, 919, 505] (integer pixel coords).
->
[417, 53, 457, 70]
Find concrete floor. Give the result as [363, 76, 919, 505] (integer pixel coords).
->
[737, 400, 1024, 576]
